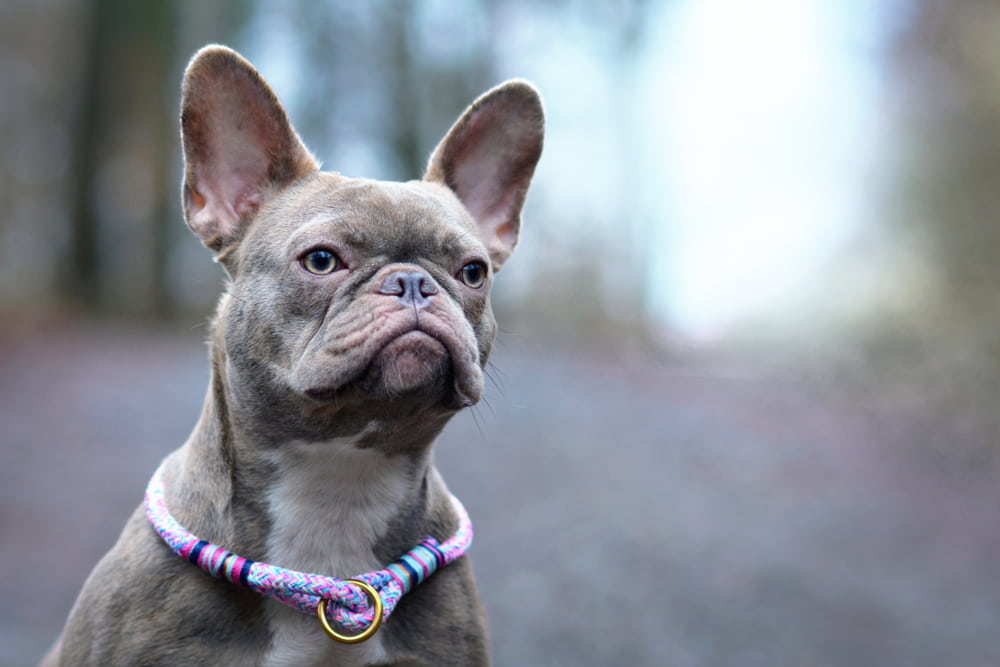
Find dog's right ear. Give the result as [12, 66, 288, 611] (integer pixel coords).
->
[180, 45, 318, 256]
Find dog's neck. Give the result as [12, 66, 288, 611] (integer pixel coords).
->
[168, 336, 447, 571]
[262, 437, 415, 574]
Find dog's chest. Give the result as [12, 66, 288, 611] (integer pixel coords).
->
[261, 437, 410, 667]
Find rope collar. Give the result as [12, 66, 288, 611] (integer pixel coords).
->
[144, 462, 473, 643]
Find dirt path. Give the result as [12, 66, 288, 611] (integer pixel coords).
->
[2, 322, 997, 665]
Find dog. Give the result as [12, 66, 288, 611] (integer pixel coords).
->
[42, 45, 543, 666]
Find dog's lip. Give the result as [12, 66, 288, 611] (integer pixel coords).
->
[303, 325, 452, 401]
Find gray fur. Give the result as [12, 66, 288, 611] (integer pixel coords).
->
[44, 44, 543, 667]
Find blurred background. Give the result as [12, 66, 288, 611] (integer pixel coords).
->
[1, 1, 997, 665]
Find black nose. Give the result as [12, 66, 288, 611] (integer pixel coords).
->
[378, 270, 438, 307]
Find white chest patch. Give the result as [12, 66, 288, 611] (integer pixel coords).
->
[260, 433, 411, 667]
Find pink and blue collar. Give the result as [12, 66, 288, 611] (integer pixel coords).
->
[144, 462, 473, 643]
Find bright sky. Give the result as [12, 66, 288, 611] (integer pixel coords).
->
[639, 0, 887, 340]
[498, 0, 891, 341]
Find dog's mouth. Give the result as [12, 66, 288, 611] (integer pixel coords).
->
[302, 324, 479, 408]
[354, 329, 453, 398]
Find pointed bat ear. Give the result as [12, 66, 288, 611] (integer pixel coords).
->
[424, 80, 544, 272]
[180, 45, 318, 256]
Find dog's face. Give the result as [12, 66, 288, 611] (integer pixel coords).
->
[179, 47, 542, 448]
[218, 175, 496, 445]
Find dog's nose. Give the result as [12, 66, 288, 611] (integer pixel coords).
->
[378, 270, 438, 308]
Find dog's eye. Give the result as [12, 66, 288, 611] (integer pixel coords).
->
[459, 262, 487, 289]
[301, 249, 341, 275]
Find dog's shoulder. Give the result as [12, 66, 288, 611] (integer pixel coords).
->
[381, 555, 491, 665]
[55, 504, 271, 665]
[375, 471, 491, 664]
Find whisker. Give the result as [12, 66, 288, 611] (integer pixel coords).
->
[468, 404, 487, 439]
[484, 362, 507, 400]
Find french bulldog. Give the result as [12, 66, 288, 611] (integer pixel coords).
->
[43, 44, 543, 666]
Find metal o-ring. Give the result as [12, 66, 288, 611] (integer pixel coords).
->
[316, 579, 384, 644]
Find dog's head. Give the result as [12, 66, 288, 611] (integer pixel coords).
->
[180, 46, 543, 447]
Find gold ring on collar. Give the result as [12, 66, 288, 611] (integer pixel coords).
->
[316, 579, 384, 644]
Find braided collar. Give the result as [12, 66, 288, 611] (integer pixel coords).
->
[144, 461, 473, 643]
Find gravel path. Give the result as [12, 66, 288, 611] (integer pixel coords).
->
[2, 321, 997, 666]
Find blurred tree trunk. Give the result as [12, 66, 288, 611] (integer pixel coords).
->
[64, 0, 180, 316]
[881, 0, 1000, 451]
[144, 3, 179, 318]
[64, 0, 107, 309]
[386, 0, 422, 179]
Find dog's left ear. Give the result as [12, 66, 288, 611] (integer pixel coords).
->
[425, 80, 544, 271]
